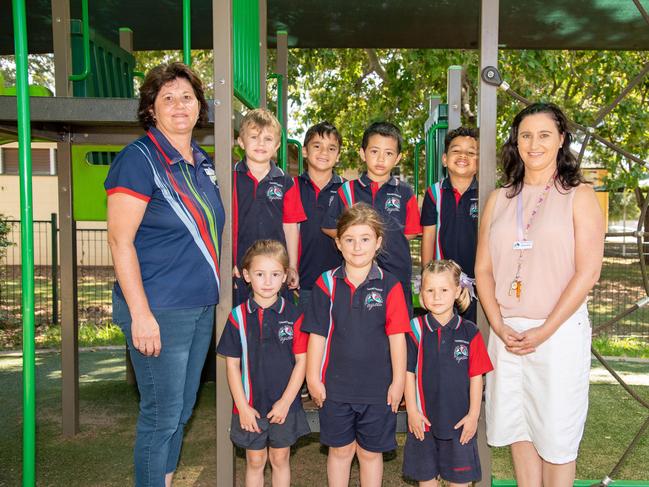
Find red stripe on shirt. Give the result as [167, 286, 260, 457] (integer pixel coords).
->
[283, 181, 307, 223]
[468, 332, 494, 377]
[232, 170, 239, 266]
[106, 186, 151, 203]
[404, 194, 423, 235]
[292, 314, 308, 354]
[385, 283, 411, 335]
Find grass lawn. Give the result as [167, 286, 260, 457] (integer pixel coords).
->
[1, 351, 648, 486]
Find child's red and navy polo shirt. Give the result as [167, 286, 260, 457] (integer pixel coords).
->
[421, 176, 479, 278]
[406, 312, 493, 439]
[104, 127, 225, 309]
[322, 173, 422, 290]
[302, 264, 411, 405]
[232, 159, 306, 267]
[216, 297, 308, 416]
[295, 171, 345, 291]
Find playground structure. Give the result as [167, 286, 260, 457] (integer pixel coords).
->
[3, 0, 649, 486]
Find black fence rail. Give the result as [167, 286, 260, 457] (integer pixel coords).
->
[1, 222, 648, 338]
[0, 217, 114, 327]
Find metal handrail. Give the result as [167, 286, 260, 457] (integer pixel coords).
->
[69, 0, 90, 82]
[287, 138, 303, 174]
[11, 0, 36, 485]
[183, 0, 191, 65]
[268, 73, 287, 170]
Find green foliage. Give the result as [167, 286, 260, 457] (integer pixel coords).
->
[0, 214, 12, 260]
[592, 336, 649, 359]
[286, 48, 649, 190]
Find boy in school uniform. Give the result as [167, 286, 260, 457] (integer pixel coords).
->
[295, 121, 345, 309]
[233, 108, 306, 305]
[420, 127, 479, 321]
[322, 121, 422, 313]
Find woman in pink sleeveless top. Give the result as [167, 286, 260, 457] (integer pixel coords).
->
[475, 103, 604, 486]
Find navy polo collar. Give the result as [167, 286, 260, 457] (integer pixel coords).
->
[148, 127, 206, 166]
[358, 172, 398, 188]
[332, 262, 384, 282]
[236, 158, 285, 178]
[246, 296, 286, 314]
[424, 312, 461, 332]
[441, 176, 478, 191]
[299, 171, 343, 188]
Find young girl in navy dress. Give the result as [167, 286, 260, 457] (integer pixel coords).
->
[304, 203, 410, 487]
[403, 260, 493, 486]
[217, 240, 310, 487]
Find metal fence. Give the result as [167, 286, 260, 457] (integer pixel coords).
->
[0, 216, 114, 327]
[1, 221, 648, 338]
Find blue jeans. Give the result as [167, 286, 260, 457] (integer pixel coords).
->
[113, 295, 215, 487]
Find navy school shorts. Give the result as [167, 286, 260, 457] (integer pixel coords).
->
[319, 399, 397, 452]
[230, 407, 311, 450]
[402, 429, 482, 483]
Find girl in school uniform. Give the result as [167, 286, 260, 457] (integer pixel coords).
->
[304, 203, 410, 487]
[217, 239, 310, 487]
[403, 259, 493, 486]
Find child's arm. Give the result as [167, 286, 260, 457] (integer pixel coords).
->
[306, 334, 327, 407]
[386, 333, 406, 413]
[421, 225, 436, 267]
[404, 371, 430, 441]
[225, 357, 261, 433]
[267, 353, 306, 424]
[453, 374, 482, 445]
[283, 222, 300, 289]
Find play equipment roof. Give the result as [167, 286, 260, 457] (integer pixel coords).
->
[1, 0, 648, 55]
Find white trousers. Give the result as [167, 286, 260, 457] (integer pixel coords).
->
[485, 304, 591, 464]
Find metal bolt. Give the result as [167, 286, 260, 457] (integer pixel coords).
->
[218, 79, 225, 85]
[214, 99, 221, 106]
[487, 70, 494, 78]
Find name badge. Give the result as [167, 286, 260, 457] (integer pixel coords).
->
[513, 240, 533, 250]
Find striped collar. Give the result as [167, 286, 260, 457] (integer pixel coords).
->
[246, 296, 286, 314]
[424, 312, 462, 332]
[332, 262, 384, 282]
[358, 172, 399, 188]
[235, 158, 285, 178]
[148, 127, 206, 166]
[299, 171, 344, 188]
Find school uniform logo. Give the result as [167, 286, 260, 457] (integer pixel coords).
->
[278, 324, 294, 343]
[203, 166, 217, 185]
[469, 199, 479, 219]
[453, 344, 469, 362]
[384, 195, 401, 213]
[364, 291, 384, 310]
[267, 184, 284, 201]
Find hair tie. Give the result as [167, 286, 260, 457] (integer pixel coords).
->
[459, 272, 477, 301]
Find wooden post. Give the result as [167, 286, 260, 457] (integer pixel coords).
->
[213, 0, 235, 483]
[477, 0, 499, 484]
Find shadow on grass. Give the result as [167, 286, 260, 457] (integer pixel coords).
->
[1, 351, 648, 486]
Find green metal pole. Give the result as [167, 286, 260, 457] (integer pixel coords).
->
[51, 213, 58, 325]
[12, 0, 36, 485]
[414, 140, 425, 196]
[287, 138, 303, 174]
[182, 0, 191, 65]
[69, 0, 90, 81]
[268, 73, 287, 170]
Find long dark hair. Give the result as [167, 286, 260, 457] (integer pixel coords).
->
[501, 102, 585, 197]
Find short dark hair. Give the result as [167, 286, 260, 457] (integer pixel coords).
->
[303, 121, 343, 148]
[361, 121, 403, 153]
[501, 102, 585, 197]
[444, 127, 479, 153]
[137, 62, 209, 130]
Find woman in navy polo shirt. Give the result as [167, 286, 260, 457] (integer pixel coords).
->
[105, 63, 225, 487]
